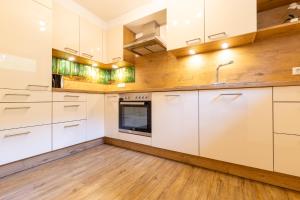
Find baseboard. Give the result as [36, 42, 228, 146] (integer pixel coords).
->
[0, 138, 104, 179]
[104, 137, 300, 192]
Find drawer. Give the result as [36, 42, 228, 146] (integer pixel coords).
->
[53, 120, 86, 150]
[0, 125, 51, 165]
[53, 92, 87, 102]
[0, 89, 51, 102]
[274, 102, 300, 135]
[274, 86, 300, 102]
[53, 102, 86, 123]
[274, 134, 300, 177]
[0, 103, 51, 130]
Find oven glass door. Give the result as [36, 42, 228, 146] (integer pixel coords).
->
[119, 101, 151, 136]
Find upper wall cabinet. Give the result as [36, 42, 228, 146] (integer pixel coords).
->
[0, 0, 52, 90]
[53, 2, 80, 55]
[80, 18, 103, 62]
[205, 0, 257, 42]
[166, 0, 205, 50]
[106, 25, 124, 63]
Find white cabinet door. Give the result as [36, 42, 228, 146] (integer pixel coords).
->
[167, 0, 205, 50]
[53, 1, 79, 55]
[152, 91, 199, 155]
[106, 26, 123, 63]
[0, 125, 52, 165]
[87, 94, 104, 141]
[0, 0, 52, 90]
[199, 88, 273, 171]
[275, 134, 300, 177]
[53, 120, 87, 150]
[104, 94, 119, 139]
[205, 0, 257, 42]
[80, 17, 103, 62]
[52, 102, 87, 123]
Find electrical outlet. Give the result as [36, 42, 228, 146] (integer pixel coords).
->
[292, 67, 300, 75]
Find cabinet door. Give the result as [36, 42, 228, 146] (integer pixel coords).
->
[205, 0, 256, 42]
[87, 94, 104, 141]
[0, 0, 52, 90]
[199, 88, 273, 170]
[104, 94, 119, 139]
[53, 2, 79, 55]
[152, 91, 199, 155]
[80, 17, 103, 62]
[167, 0, 205, 50]
[275, 134, 300, 177]
[106, 26, 123, 63]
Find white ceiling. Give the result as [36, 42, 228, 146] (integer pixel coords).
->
[73, 0, 153, 21]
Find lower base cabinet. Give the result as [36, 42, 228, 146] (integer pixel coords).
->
[53, 120, 86, 150]
[0, 125, 52, 165]
[275, 134, 300, 177]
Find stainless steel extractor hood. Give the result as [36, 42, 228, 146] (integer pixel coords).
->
[124, 21, 166, 56]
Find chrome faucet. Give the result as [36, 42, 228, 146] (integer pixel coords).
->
[215, 60, 234, 84]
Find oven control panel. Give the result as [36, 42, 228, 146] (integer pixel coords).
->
[119, 93, 152, 101]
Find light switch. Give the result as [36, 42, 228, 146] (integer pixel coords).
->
[292, 67, 300, 75]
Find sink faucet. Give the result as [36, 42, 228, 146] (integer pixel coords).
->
[215, 60, 234, 84]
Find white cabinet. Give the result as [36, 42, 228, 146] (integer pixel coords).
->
[87, 94, 105, 141]
[0, 125, 52, 165]
[104, 94, 119, 139]
[80, 17, 103, 62]
[53, 120, 86, 150]
[53, 2, 80, 55]
[205, 0, 257, 42]
[53, 92, 86, 102]
[166, 0, 205, 50]
[0, 0, 52, 90]
[199, 88, 273, 171]
[0, 89, 51, 103]
[34, 0, 52, 8]
[275, 134, 300, 177]
[274, 86, 300, 102]
[52, 102, 87, 123]
[152, 91, 199, 155]
[106, 26, 123, 63]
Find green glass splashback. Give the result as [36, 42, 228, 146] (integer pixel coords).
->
[52, 57, 135, 85]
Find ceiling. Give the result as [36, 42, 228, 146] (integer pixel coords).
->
[74, 0, 153, 21]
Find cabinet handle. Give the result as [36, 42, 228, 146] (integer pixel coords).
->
[219, 93, 242, 96]
[64, 105, 80, 108]
[165, 95, 181, 97]
[4, 131, 31, 138]
[4, 93, 31, 97]
[208, 32, 227, 40]
[64, 124, 80, 128]
[64, 47, 78, 54]
[112, 57, 121, 62]
[81, 52, 93, 59]
[64, 95, 80, 98]
[4, 106, 31, 110]
[27, 85, 49, 91]
[186, 38, 201, 46]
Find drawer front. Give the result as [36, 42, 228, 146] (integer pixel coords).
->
[0, 89, 51, 102]
[0, 103, 51, 130]
[274, 134, 300, 177]
[53, 92, 87, 102]
[0, 125, 51, 165]
[274, 103, 300, 135]
[274, 86, 300, 102]
[53, 102, 86, 123]
[53, 120, 86, 150]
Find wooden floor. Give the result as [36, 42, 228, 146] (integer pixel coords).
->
[0, 145, 300, 200]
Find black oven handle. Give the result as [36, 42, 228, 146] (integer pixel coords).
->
[120, 102, 145, 106]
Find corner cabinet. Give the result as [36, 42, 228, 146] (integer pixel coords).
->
[106, 26, 124, 63]
[166, 0, 205, 50]
[104, 94, 119, 139]
[0, 0, 52, 90]
[152, 91, 199, 155]
[205, 0, 257, 42]
[199, 88, 273, 171]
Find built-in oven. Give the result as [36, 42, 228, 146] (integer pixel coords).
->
[119, 93, 151, 137]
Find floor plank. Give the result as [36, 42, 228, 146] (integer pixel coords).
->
[0, 144, 300, 200]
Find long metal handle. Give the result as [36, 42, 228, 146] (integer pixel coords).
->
[64, 105, 80, 108]
[81, 52, 93, 59]
[64, 124, 80, 128]
[112, 57, 121, 62]
[64, 47, 78, 54]
[219, 93, 242, 96]
[208, 32, 227, 40]
[186, 38, 201, 45]
[64, 95, 80, 98]
[165, 95, 181, 97]
[5, 94, 31, 97]
[4, 106, 31, 110]
[4, 131, 31, 138]
[120, 102, 145, 105]
[27, 85, 49, 91]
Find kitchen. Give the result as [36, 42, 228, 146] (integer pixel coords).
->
[1, 0, 300, 199]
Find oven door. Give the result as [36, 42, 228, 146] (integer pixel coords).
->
[119, 101, 151, 137]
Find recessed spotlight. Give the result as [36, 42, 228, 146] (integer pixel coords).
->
[221, 43, 229, 49]
[117, 83, 125, 88]
[92, 63, 98, 67]
[189, 49, 196, 55]
[112, 64, 119, 69]
[68, 56, 75, 61]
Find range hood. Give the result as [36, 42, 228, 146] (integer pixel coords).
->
[124, 21, 166, 56]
